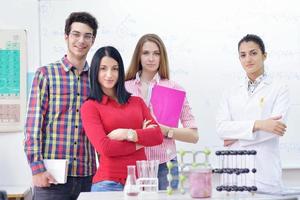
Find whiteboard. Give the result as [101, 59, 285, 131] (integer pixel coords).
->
[38, 0, 300, 168]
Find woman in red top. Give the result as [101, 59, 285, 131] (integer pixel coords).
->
[81, 46, 163, 192]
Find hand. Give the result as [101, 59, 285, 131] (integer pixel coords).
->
[254, 115, 287, 136]
[142, 119, 157, 129]
[32, 171, 57, 187]
[159, 124, 170, 137]
[136, 144, 144, 150]
[224, 139, 237, 146]
[107, 129, 127, 141]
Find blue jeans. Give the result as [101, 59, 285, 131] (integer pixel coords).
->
[91, 181, 124, 192]
[33, 176, 92, 200]
[158, 158, 179, 190]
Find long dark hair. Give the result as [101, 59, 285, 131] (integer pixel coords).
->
[89, 46, 131, 104]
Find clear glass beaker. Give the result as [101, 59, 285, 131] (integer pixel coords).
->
[124, 165, 139, 196]
[189, 167, 212, 198]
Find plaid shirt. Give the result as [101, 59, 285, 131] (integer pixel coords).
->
[24, 56, 96, 176]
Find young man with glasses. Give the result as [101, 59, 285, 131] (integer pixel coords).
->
[24, 12, 98, 200]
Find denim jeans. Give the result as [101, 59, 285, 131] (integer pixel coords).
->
[33, 176, 92, 200]
[91, 181, 124, 192]
[158, 158, 179, 190]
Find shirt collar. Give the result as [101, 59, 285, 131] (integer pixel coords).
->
[133, 71, 161, 84]
[247, 73, 265, 85]
[244, 73, 269, 94]
[100, 95, 120, 105]
[101, 95, 109, 105]
[61, 55, 89, 72]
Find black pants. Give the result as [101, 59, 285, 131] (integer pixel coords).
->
[33, 176, 92, 200]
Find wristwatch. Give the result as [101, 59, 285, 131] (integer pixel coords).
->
[167, 128, 174, 139]
[127, 129, 135, 141]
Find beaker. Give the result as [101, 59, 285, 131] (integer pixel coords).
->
[189, 167, 212, 198]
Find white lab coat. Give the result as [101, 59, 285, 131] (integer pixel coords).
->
[216, 75, 290, 193]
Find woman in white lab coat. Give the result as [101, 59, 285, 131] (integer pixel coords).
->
[216, 34, 290, 193]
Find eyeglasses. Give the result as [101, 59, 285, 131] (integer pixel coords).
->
[69, 31, 94, 42]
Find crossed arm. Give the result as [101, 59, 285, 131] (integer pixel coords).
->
[224, 116, 287, 146]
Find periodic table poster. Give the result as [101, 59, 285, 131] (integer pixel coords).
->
[0, 30, 27, 132]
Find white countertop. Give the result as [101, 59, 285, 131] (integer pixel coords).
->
[78, 191, 299, 200]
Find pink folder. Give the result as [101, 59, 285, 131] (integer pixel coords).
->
[150, 84, 186, 127]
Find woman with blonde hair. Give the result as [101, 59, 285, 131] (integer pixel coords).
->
[125, 34, 199, 190]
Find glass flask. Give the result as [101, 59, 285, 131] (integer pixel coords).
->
[124, 165, 139, 196]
